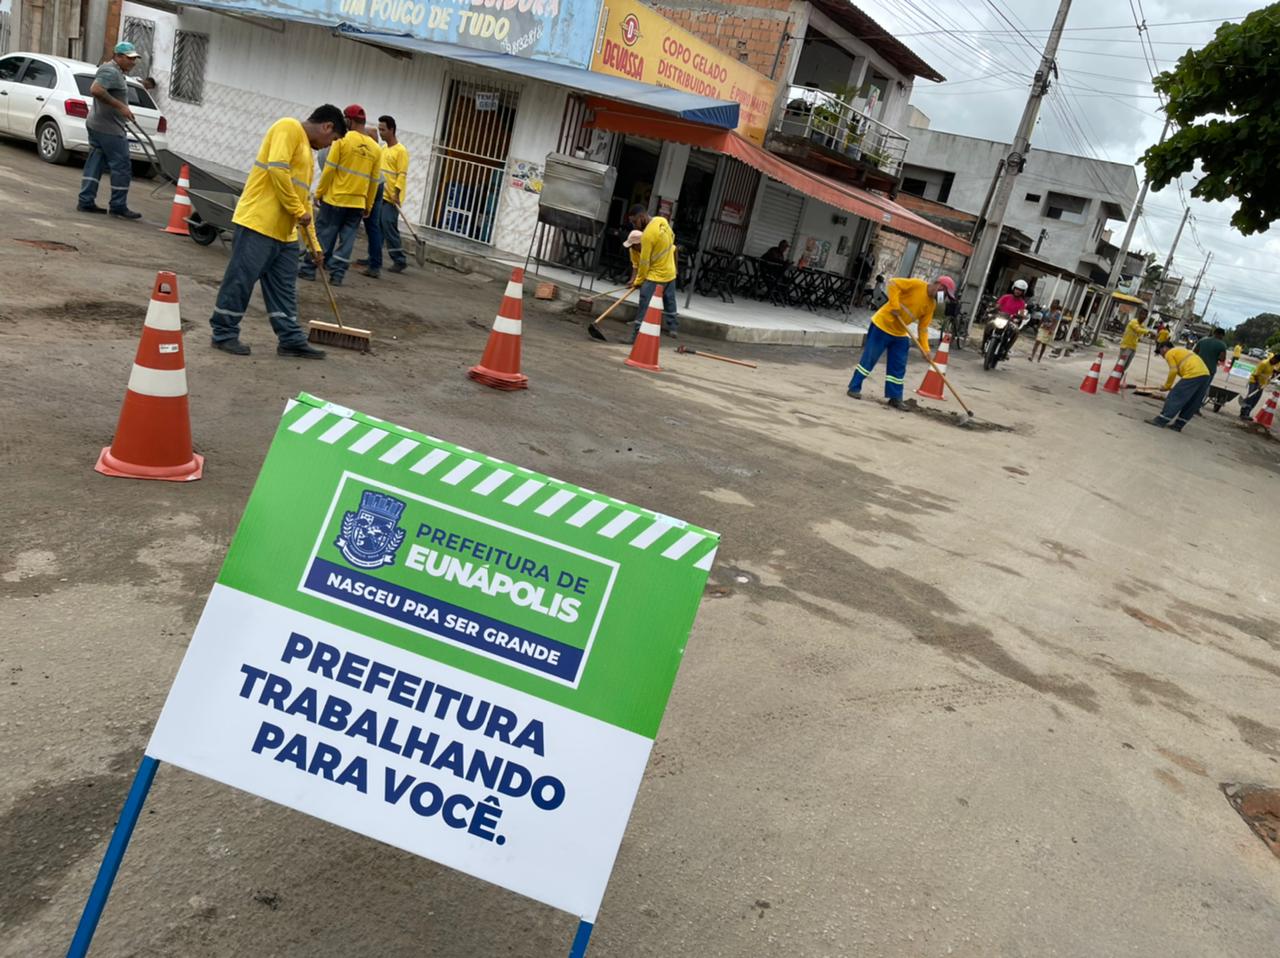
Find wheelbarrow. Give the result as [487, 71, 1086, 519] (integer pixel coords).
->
[185, 187, 241, 246]
[1203, 383, 1240, 413]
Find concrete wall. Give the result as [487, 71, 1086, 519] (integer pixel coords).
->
[870, 226, 963, 284]
[119, 3, 563, 258]
[794, 196, 856, 275]
[901, 115, 1138, 277]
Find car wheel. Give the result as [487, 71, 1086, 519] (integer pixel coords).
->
[37, 120, 70, 164]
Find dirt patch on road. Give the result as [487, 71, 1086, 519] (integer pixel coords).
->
[38, 299, 143, 325]
[1122, 605, 1180, 634]
[0, 748, 138, 926]
[1232, 715, 1280, 756]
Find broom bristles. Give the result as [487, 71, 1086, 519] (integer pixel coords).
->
[308, 320, 371, 352]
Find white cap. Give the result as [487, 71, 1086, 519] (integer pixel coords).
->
[623, 230, 644, 249]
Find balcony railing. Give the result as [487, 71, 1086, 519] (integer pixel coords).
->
[774, 85, 909, 177]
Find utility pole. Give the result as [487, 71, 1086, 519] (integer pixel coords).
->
[1201, 286, 1216, 316]
[1160, 206, 1189, 333]
[1093, 116, 1172, 337]
[1185, 250, 1212, 322]
[960, 0, 1074, 317]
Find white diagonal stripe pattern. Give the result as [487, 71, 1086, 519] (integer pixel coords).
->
[566, 500, 608, 528]
[472, 469, 512, 496]
[598, 511, 640, 539]
[535, 489, 575, 517]
[409, 448, 450, 474]
[288, 407, 329, 433]
[503, 478, 544, 505]
[629, 519, 674, 549]
[349, 428, 388, 454]
[441, 459, 482, 485]
[661, 531, 704, 560]
[319, 418, 359, 444]
[379, 438, 419, 464]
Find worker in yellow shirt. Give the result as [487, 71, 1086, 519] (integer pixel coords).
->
[301, 103, 381, 286]
[1156, 324, 1170, 344]
[847, 274, 956, 408]
[1117, 313, 1150, 373]
[373, 114, 410, 274]
[626, 203, 679, 342]
[208, 105, 345, 359]
[1240, 353, 1277, 420]
[1147, 341, 1211, 432]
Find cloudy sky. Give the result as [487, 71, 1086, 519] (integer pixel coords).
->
[858, 0, 1273, 328]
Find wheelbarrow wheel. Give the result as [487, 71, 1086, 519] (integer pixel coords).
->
[1213, 403, 1223, 412]
[188, 216, 219, 246]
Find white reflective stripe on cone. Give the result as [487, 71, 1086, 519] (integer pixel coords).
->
[173, 195, 192, 206]
[143, 300, 182, 332]
[127, 364, 189, 397]
[492, 316, 521, 335]
[178, 178, 190, 188]
[504, 281, 523, 299]
[639, 322, 661, 337]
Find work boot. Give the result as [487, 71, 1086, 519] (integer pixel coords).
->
[298, 271, 315, 282]
[77, 203, 107, 214]
[361, 268, 380, 279]
[1145, 417, 1166, 428]
[212, 339, 251, 356]
[329, 276, 344, 287]
[277, 343, 326, 360]
[355, 258, 369, 267]
[846, 390, 862, 400]
[886, 398, 905, 410]
[388, 262, 407, 274]
[110, 208, 143, 220]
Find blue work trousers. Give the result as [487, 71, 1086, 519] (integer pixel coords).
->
[209, 226, 308, 347]
[363, 184, 384, 272]
[380, 200, 407, 268]
[300, 201, 364, 282]
[631, 280, 678, 338]
[849, 324, 910, 400]
[1153, 376, 1212, 430]
[78, 129, 132, 212]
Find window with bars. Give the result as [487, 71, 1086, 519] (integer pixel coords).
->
[170, 30, 209, 104]
[121, 16, 155, 79]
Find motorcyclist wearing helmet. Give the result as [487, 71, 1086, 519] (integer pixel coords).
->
[982, 279, 1030, 360]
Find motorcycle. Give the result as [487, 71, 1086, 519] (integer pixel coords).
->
[982, 312, 1022, 370]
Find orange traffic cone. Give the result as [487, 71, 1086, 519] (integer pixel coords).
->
[468, 268, 529, 390]
[915, 332, 951, 400]
[1254, 390, 1279, 429]
[624, 286, 665, 372]
[96, 271, 203, 481]
[1102, 357, 1124, 394]
[1080, 352, 1103, 394]
[162, 163, 193, 236]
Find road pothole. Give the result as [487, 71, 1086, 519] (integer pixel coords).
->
[1221, 783, 1280, 858]
[15, 239, 78, 252]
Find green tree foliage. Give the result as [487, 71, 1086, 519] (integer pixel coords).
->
[1229, 313, 1280, 348]
[1142, 7, 1280, 235]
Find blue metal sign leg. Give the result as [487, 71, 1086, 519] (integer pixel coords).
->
[67, 755, 160, 958]
[568, 920, 594, 957]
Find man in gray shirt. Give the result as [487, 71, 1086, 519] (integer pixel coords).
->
[77, 41, 142, 219]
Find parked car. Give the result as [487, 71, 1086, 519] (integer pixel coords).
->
[1248, 347, 1266, 359]
[0, 51, 168, 176]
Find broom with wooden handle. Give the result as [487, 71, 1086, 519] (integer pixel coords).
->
[302, 222, 372, 352]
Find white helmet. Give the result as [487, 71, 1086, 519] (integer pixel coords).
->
[1012, 279, 1028, 292]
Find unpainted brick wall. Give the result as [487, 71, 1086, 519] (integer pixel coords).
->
[870, 226, 965, 281]
[649, 0, 795, 78]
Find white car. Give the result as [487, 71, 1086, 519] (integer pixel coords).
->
[0, 51, 168, 174]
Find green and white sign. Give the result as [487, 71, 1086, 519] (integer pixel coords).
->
[148, 394, 718, 921]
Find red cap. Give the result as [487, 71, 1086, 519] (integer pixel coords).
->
[936, 275, 957, 299]
[343, 104, 366, 123]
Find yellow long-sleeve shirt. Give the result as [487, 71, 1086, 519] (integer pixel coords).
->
[1119, 319, 1149, 350]
[1249, 357, 1275, 387]
[871, 277, 935, 355]
[316, 130, 382, 214]
[634, 216, 677, 284]
[232, 117, 313, 243]
[1162, 347, 1210, 390]
[380, 142, 409, 206]
[1157, 327, 1170, 344]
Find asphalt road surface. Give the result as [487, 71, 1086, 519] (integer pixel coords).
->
[2, 141, 1278, 957]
